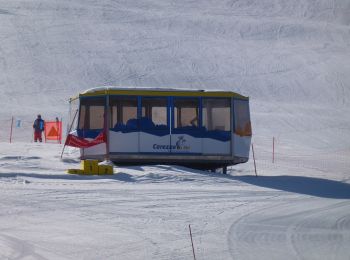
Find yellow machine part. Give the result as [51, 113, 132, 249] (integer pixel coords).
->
[98, 165, 113, 175]
[67, 160, 113, 175]
[81, 160, 99, 174]
[67, 169, 84, 175]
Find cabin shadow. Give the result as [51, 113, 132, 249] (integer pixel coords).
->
[3, 167, 349, 199]
[108, 167, 350, 200]
[230, 174, 350, 199]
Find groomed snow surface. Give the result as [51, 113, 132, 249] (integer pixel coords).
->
[0, 141, 349, 260]
[0, 0, 350, 259]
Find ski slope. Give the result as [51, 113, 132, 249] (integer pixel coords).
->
[0, 0, 349, 259]
[0, 142, 349, 259]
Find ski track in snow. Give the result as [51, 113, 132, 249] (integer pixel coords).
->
[0, 0, 350, 259]
[228, 199, 350, 260]
[0, 143, 349, 259]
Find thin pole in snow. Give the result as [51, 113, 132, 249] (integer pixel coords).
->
[189, 224, 196, 260]
[252, 143, 257, 177]
[61, 109, 78, 159]
[9, 116, 14, 143]
[55, 118, 59, 144]
[105, 94, 110, 161]
[44, 121, 47, 143]
[272, 137, 275, 163]
[169, 105, 172, 153]
[60, 117, 63, 144]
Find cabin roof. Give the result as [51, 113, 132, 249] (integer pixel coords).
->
[71, 86, 249, 100]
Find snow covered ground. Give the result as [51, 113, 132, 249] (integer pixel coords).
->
[0, 0, 350, 259]
[0, 142, 349, 259]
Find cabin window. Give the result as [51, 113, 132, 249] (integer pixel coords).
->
[202, 98, 231, 131]
[141, 98, 167, 130]
[78, 97, 106, 130]
[174, 98, 199, 129]
[234, 99, 252, 136]
[110, 96, 138, 129]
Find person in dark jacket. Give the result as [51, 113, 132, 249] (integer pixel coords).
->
[33, 114, 45, 142]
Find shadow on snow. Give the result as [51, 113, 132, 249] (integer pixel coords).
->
[232, 175, 350, 199]
[1, 166, 349, 199]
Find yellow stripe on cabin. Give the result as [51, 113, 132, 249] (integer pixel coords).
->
[78, 89, 248, 99]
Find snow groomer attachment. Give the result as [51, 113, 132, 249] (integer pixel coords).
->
[67, 159, 113, 175]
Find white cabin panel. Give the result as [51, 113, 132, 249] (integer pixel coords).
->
[109, 131, 139, 153]
[140, 132, 170, 153]
[81, 143, 106, 156]
[202, 139, 230, 155]
[170, 134, 202, 154]
[233, 134, 251, 158]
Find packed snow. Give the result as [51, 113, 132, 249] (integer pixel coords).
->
[0, 0, 349, 259]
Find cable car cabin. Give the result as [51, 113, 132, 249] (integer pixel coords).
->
[69, 87, 252, 172]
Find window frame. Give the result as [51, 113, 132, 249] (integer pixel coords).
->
[202, 97, 232, 132]
[172, 96, 201, 131]
[233, 98, 252, 137]
[78, 96, 106, 131]
[109, 95, 140, 131]
[140, 96, 169, 131]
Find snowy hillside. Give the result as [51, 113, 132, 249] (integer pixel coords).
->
[1, 0, 350, 141]
[0, 0, 350, 259]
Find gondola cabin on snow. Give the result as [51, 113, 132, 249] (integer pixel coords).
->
[68, 87, 252, 172]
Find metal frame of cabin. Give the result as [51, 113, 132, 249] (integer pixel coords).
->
[69, 87, 252, 171]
